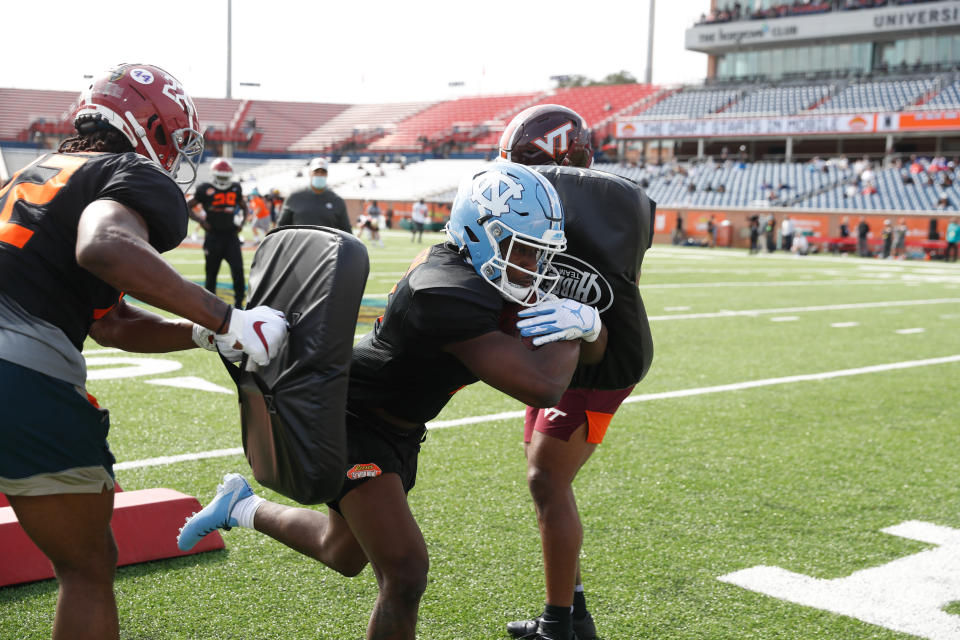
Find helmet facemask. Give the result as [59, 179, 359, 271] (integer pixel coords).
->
[477, 218, 565, 305]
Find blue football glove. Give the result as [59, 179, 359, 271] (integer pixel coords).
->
[516, 298, 602, 347]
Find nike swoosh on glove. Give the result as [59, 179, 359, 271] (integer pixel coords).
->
[216, 306, 288, 366]
[192, 324, 243, 361]
[516, 298, 602, 347]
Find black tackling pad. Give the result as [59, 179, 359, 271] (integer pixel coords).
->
[535, 166, 656, 390]
[221, 226, 369, 504]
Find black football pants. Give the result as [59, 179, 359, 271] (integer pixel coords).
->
[204, 232, 245, 307]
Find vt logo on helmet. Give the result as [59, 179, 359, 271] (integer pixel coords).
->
[498, 104, 593, 168]
[446, 163, 566, 306]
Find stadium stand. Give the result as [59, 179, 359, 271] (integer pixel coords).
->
[366, 92, 541, 152]
[812, 77, 936, 113]
[633, 87, 741, 118]
[0, 88, 76, 141]
[722, 84, 833, 116]
[290, 101, 435, 153]
[242, 100, 349, 152]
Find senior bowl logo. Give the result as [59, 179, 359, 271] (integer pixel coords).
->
[347, 463, 382, 480]
[848, 115, 869, 131]
[550, 254, 614, 312]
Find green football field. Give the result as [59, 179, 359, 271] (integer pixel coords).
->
[3, 230, 960, 640]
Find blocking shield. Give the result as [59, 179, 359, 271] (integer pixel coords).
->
[221, 226, 369, 504]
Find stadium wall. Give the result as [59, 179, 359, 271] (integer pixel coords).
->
[655, 205, 955, 253]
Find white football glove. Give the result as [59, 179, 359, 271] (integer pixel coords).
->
[516, 298, 602, 347]
[192, 324, 243, 361]
[215, 306, 288, 366]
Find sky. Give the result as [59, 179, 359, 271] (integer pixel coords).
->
[2, 0, 710, 105]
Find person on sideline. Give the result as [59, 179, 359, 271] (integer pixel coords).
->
[0, 63, 286, 640]
[186, 157, 249, 307]
[177, 163, 606, 640]
[410, 198, 428, 243]
[277, 158, 351, 233]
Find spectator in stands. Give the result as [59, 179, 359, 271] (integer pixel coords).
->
[937, 195, 952, 211]
[893, 217, 908, 259]
[780, 215, 795, 252]
[857, 216, 871, 257]
[947, 217, 960, 262]
[410, 198, 429, 243]
[909, 155, 924, 175]
[277, 158, 351, 233]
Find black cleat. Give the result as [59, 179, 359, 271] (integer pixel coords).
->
[506, 612, 596, 640]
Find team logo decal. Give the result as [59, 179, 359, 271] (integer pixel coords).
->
[472, 171, 524, 217]
[130, 68, 155, 85]
[346, 463, 382, 480]
[551, 254, 614, 312]
[531, 122, 574, 159]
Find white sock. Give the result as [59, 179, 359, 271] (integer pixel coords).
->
[232, 495, 265, 529]
[574, 584, 584, 593]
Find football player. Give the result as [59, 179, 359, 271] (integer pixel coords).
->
[0, 64, 287, 640]
[177, 163, 605, 640]
[187, 157, 249, 307]
[500, 104, 655, 640]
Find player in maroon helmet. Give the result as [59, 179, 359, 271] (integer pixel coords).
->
[0, 64, 286, 640]
[187, 157, 250, 308]
[500, 105, 655, 640]
[499, 104, 594, 169]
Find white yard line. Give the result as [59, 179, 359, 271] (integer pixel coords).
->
[648, 298, 960, 321]
[114, 354, 960, 471]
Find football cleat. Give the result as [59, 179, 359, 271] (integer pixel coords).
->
[176, 473, 253, 551]
[506, 611, 596, 640]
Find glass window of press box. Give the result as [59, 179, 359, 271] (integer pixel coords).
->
[716, 35, 960, 81]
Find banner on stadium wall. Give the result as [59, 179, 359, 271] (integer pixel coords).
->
[616, 110, 960, 140]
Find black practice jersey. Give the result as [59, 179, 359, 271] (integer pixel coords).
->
[349, 244, 503, 423]
[0, 152, 188, 350]
[535, 165, 656, 390]
[192, 181, 244, 233]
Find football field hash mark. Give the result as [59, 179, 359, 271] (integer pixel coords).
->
[719, 521, 960, 639]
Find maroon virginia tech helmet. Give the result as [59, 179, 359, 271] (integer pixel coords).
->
[498, 104, 593, 168]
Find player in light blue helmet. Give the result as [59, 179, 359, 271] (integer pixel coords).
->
[446, 162, 566, 306]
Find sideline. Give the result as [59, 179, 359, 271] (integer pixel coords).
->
[115, 354, 960, 471]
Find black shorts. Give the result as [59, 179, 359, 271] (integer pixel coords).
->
[326, 405, 427, 514]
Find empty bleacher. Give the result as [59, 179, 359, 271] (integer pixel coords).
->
[813, 78, 935, 113]
[366, 93, 540, 152]
[0, 88, 77, 141]
[722, 85, 832, 116]
[290, 101, 435, 153]
[243, 100, 349, 152]
[633, 87, 741, 119]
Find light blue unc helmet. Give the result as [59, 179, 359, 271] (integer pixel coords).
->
[446, 162, 566, 305]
